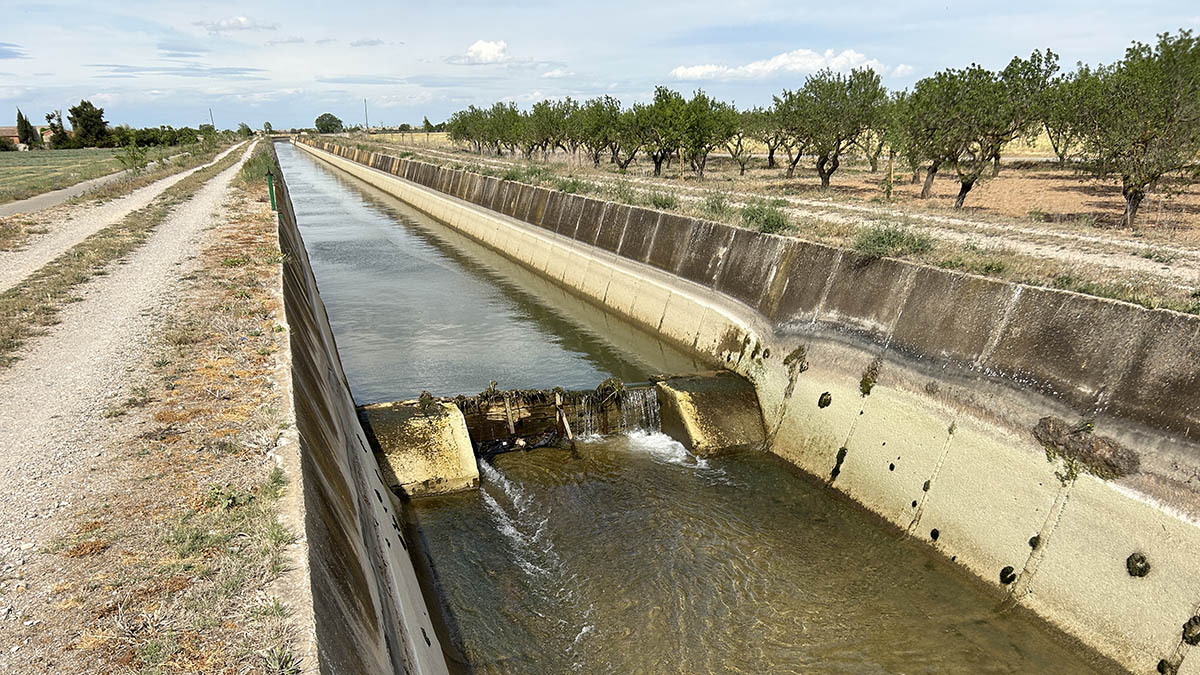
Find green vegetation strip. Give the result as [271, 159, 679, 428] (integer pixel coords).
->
[0, 142, 248, 367]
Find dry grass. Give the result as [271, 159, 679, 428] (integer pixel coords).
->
[18, 174, 302, 672]
[0, 145, 246, 367]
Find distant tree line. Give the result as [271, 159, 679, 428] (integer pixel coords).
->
[440, 30, 1199, 226]
[8, 100, 254, 152]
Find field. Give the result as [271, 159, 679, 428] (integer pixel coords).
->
[0, 148, 127, 204]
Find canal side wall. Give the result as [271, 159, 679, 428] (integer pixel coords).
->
[273, 157, 449, 674]
[294, 137, 1200, 675]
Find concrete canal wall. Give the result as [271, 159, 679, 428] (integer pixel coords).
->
[293, 137, 1200, 674]
[274, 158, 449, 674]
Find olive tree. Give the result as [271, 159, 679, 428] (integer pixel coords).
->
[1072, 30, 1200, 227]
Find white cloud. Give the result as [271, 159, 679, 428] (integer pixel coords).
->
[195, 16, 278, 34]
[541, 68, 573, 79]
[350, 38, 385, 48]
[447, 39, 509, 65]
[266, 36, 306, 47]
[670, 48, 885, 81]
[891, 63, 915, 77]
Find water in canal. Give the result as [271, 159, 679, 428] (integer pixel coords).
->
[276, 143, 1113, 674]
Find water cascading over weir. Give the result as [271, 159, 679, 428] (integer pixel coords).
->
[273, 136, 1200, 674]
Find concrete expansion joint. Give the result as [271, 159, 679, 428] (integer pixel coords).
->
[1008, 475, 1077, 603]
[906, 421, 959, 534]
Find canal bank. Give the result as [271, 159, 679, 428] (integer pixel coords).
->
[288, 136, 1200, 674]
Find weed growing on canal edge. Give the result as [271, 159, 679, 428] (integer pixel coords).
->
[854, 223, 934, 258]
[741, 199, 790, 234]
[648, 190, 679, 210]
[554, 176, 589, 193]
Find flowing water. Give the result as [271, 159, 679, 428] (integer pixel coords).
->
[276, 143, 1114, 674]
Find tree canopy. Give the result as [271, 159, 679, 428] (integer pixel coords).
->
[314, 113, 343, 134]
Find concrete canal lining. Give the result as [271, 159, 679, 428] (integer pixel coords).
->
[273, 158, 449, 674]
[292, 137, 1200, 674]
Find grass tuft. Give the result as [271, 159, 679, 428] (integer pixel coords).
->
[854, 224, 934, 258]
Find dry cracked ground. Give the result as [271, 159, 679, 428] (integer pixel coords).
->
[0, 140, 315, 673]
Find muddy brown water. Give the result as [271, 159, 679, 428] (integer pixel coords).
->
[276, 143, 1115, 674]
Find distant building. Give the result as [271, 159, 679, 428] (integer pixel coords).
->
[0, 126, 18, 147]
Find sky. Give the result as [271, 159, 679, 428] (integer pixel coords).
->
[0, 1, 1196, 130]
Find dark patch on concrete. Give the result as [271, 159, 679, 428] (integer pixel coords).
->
[618, 208, 659, 262]
[830, 447, 848, 482]
[540, 190, 566, 231]
[645, 214, 695, 273]
[513, 184, 535, 220]
[984, 287, 1153, 416]
[860, 356, 883, 397]
[1126, 552, 1151, 577]
[1029, 535, 1041, 550]
[677, 220, 737, 287]
[819, 254, 913, 345]
[922, 479, 931, 492]
[557, 194, 585, 237]
[1184, 616, 1200, 646]
[528, 187, 551, 227]
[715, 230, 787, 309]
[889, 463, 895, 471]
[818, 392, 832, 408]
[783, 345, 809, 373]
[1158, 658, 1180, 675]
[930, 528, 940, 541]
[770, 242, 843, 323]
[1033, 416, 1140, 479]
[594, 203, 631, 253]
[574, 198, 607, 245]
[1000, 566, 1017, 584]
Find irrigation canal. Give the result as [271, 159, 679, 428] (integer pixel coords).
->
[276, 142, 1114, 674]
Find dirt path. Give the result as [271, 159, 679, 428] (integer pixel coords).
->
[0, 143, 245, 294]
[392, 143, 1200, 289]
[0, 144, 251, 583]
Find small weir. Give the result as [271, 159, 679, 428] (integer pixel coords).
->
[276, 143, 1116, 673]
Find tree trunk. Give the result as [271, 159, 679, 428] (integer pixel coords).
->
[991, 152, 1001, 177]
[910, 168, 920, 184]
[739, 162, 746, 176]
[1122, 182, 1145, 228]
[767, 145, 777, 169]
[954, 177, 976, 209]
[653, 155, 664, 177]
[867, 139, 884, 172]
[816, 154, 839, 188]
[919, 160, 940, 199]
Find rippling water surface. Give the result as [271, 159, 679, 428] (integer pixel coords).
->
[277, 143, 1111, 674]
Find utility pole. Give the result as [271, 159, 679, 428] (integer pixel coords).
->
[363, 98, 369, 134]
[208, 108, 215, 129]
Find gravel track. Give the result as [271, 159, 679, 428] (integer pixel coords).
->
[0, 142, 245, 294]
[0, 142, 253, 587]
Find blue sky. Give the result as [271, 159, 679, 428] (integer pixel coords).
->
[1, 1, 1195, 130]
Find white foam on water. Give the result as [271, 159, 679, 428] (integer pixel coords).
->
[626, 430, 710, 469]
